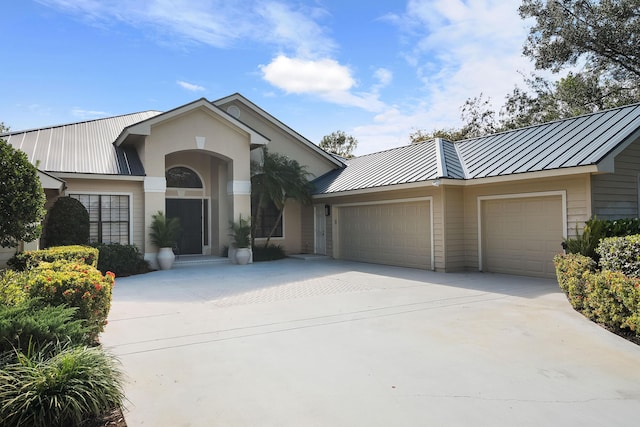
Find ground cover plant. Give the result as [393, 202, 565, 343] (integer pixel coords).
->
[0, 246, 125, 426]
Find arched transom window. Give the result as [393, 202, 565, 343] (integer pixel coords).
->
[166, 166, 202, 188]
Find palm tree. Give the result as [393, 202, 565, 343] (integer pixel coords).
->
[251, 147, 312, 248]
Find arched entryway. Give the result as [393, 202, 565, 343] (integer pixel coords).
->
[166, 166, 207, 255]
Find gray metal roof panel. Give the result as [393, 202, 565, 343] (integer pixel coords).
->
[312, 140, 439, 194]
[1, 111, 160, 175]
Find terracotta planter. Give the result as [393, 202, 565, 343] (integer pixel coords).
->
[157, 247, 176, 270]
[235, 247, 251, 265]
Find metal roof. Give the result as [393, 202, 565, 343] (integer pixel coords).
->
[1, 112, 160, 175]
[314, 103, 640, 194]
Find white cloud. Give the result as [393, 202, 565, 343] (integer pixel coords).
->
[353, 0, 541, 155]
[260, 55, 386, 112]
[177, 80, 206, 92]
[373, 68, 393, 89]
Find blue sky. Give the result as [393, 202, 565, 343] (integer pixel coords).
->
[2, 0, 540, 155]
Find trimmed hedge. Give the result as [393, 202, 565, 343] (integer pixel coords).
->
[554, 253, 596, 311]
[9, 245, 98, 271]
[596, 235, 640, 278]
[554, 253, 640, 335]
[45, 196, 90, 247]
[92, 242, 149, 277]
[252, 244, 286, 262]
[27, 260, 115, 341]
[0, 269, 29, 306]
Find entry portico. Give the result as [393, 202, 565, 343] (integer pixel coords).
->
[114, 98, 269, 265]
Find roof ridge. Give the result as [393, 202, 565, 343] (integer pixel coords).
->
[453, 101, 640, 145]
[1, 110, 163, 136]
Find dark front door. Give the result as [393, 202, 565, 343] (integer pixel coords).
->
[166, 199, 202, 255]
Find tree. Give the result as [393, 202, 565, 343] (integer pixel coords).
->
[319, 130, 358, 158]
[0, 138, 46, 247]
[520, 0, 640, 82]
[250, 148, 313, 248]
[410, 94, 498, 143]
[45, 197, 90, 247]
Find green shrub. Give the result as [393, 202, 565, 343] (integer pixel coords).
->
[584, 270, 631, 328]
[563, 217, 606, 260]
[554, 253, 596, 310]
[45, 196, 90, 247]
[92, 242, 149, 277]
[596, 234, 640, 278]
[0, 299, 89, 354]
[0, 269, 29, 306]
[9, 245, 99, 271]
[554, 254, 640, 336]
[252, 244, 286, 261]
[27, 261, 114, 341]
[0, 344, 125, 427]
[601, 218, 640, 237]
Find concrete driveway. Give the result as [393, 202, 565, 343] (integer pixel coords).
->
[100, 259, 640, 427]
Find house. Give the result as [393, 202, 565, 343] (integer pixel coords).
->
[2, 94, 640, 278]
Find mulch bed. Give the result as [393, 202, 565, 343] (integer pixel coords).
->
[82, 407, 127, 427]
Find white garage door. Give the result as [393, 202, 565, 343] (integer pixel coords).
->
[337, 201, 431, 269]
[481, 196, 563, 278]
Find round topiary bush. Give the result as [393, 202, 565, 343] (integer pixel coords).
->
[45, 197, 90, 247]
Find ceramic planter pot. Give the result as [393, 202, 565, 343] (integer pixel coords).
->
[235, 247, 251, 265]
[157, 247, 176, 270]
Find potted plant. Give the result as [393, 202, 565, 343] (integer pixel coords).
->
[230, 215, 252, 265]
[149, 211, 181, 270]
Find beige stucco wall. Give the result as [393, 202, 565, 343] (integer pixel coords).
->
[62, 178, 146, 250]
[134, 107, 253, 259]
[254, 200, 303, 254]
[591, 136, 640, 219]
[217, 100, 338, 179]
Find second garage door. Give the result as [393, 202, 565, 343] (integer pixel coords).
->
[337, 201, 431, 269]
[481, 195, 563, 278]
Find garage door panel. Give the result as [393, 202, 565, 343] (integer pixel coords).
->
[483, 196, 562, 278]
[338, 201, 431, 269]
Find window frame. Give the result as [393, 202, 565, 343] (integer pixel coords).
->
[68, 192, 133, 245]
[252, 199, 284, 239]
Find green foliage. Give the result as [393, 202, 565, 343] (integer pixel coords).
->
[596, 235, 640, 278]
[149, 211, 181, 248]
[563, 217, 606, 261]
[319, 130, 358, 158]
[0, 344, 125, 427]
[230, 215, 251, 248]
[0, 138, 46, 248]
[600, 218, 640, 237]
[251, 147, 312, 247]
[45, 197, 90, 247]
[0, 269, 29, 306]
[9, 245, 99, 271]
[92, 242, 149, 277]
[252, 244, 286, 262]
[519, 0, 640, 83]
[554, 254, 640, 335]
[554, 253, 596, 311]
[0, 299, 89, 354]
[27, 261, 115, 341]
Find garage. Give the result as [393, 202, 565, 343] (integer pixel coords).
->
[481, 195, 564, 278]
[336, 200, 432, 269]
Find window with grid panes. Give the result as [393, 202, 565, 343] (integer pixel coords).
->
[69, 194, 130, 244]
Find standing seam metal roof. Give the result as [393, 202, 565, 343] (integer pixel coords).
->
[1, 112, 161, 175]
[313, 103, 640, 194]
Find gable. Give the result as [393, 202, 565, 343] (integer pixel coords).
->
[214, 94, 343, 179]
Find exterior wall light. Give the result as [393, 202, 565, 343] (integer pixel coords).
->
[325, 204, 331, 216]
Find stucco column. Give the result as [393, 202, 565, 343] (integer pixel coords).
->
[143, 176, 166, 269]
